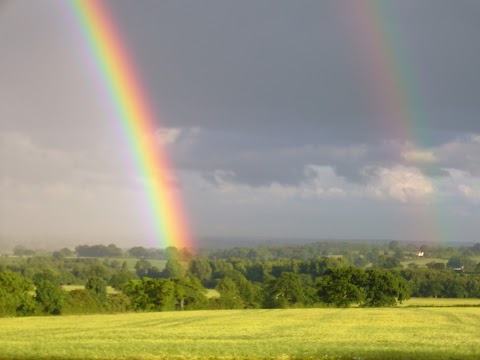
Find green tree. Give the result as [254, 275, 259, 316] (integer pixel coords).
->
[376, 256, 402, 269]
[128, 246, 149, 258]
[87, 264, 111, 282]
[134, 259, 152, 279]
[0, 271, 35, 317]
[33, 270, 65, 315]
[63, 289, 102, 315]
[173, 277, 208, 310]
[317, 267, 366, 307]
[85, 275, 108, 304]
[122, 278, 176, 311]
[162, 259, 186, 279]
[447, 257, 463, 269]
[265, 272, 307, 308]
[215, 277, 244, 309]
[188, 259, 213, 286]
[108, 270, 137, 291]
[363, 269, 410, 307]
[418, 272, 445, 298]
[13, 245, 35, 257]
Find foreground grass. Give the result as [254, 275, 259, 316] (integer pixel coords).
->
[1, 307, 480, 360]
[400, 297, 480, 307]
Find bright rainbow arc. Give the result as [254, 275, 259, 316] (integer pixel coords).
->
[69, 0, 194, 252]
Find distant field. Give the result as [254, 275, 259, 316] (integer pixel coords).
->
[206, 288, 220, 299]
[400, 257, 448, 267]
[400, 256, 480, 268]
[1, 307, 480, 360]
[62, 285, 117, 294]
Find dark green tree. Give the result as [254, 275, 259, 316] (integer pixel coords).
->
[363, 269, 410, 307]
[63, 289, 102, 315]
[128, 246, 149, 258]
[122, 278, 176, 311]
[188, 259, 213, 286]
[173, 277, 208, 310]
[33, 270, 65, 315]
[447, 257, 463, 269]
[134, 259, 152, 279]
[317, 267, 366, 307]
[215, 277, 244, 309]
[85, 275, 108, 304]
[265, 272, 307, 308]
[0, 271, 35, 317]
[376, 256, 402, 269]
[108, 269, 137, 291]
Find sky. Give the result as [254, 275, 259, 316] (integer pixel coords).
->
[1, 0, 479, 248]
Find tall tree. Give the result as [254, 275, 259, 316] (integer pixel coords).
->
[265, 272, 307, 308]
[162, 259, 186, 279]
[317, 267, 366, 307]
[85, 275, 108, 304]
[215, 277, 244, 309]
[363, 269, 410, 307]
[33, 270, 65, 315]
[0, 271, 35, 317]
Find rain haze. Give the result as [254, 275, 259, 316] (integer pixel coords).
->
[1, 0, 479, 249]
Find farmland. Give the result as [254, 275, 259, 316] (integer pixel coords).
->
[1, 307, 480, 360]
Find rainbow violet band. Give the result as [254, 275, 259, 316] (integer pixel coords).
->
[69, 0, 193, 252]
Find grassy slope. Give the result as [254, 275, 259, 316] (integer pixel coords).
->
[1, 307, 480, 360]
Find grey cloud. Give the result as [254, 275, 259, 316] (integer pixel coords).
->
[167, 129, 480, 187]
[111, 0, 480, 145]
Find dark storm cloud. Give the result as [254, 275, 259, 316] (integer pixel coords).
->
[104, 0, 480, 186]
[111, 0, 480, 143]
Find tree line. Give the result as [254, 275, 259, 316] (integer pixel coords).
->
[1, 247, 480, 317]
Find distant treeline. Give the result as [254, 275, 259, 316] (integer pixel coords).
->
[1, 241, 480, 317]
[9, 244, 191, 260]
[7, 241, 480, 262]
[201, 241, 480, 262]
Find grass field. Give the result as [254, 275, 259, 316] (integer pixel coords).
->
[1, 307, 480, 360]
[400, 298, 480, 307]
[62, 285, 118, 294]
[400, 257, 447, 267]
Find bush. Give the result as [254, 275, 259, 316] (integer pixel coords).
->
[63, 289, 103, 315]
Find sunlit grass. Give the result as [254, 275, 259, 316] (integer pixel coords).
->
[400, 257, 447, 267]
[400, 298, 480, 307]
[1, 307, 479, 359]
[62, 285, 117, 294]
[206, 289, 220, 299]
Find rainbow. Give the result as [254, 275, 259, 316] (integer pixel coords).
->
[68, 0, 194, 252]
[342, 1, 448, 244]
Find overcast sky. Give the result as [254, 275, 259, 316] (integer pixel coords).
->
[1, 0, 479, 248]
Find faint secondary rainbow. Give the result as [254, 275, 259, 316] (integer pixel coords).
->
[342, 0, 450, 244]
[68, 0, 194, 252]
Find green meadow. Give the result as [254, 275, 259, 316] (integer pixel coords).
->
[1, 306, 480, 360]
